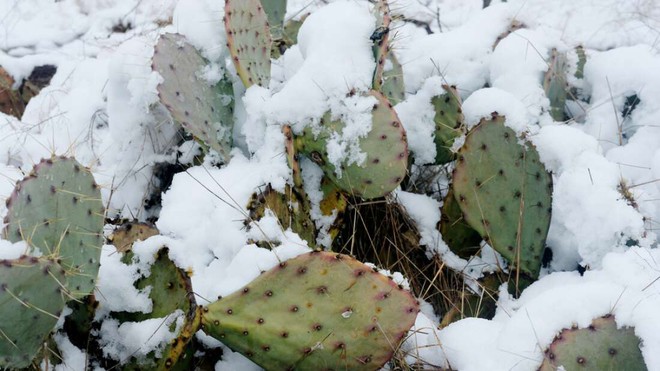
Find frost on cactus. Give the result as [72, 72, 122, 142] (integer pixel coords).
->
[3, 157, 104, 299]
[296, 91, 408, 200]
[0, 256, 68, 369]
[225, 0, 272, 88]
[543, 48, 569, 122]
[153, 33, 234, 163]
[201, 251, 419, 370]
[452, 114, 552, 290]
[540, 315, 646, 371]
[432, 85, 465, 165]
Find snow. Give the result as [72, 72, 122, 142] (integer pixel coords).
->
[1, 0, 660, 369]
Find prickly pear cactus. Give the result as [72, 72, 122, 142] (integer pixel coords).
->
[432, 85, 464, 165]
[382, 53, 405, 105]
[540, 315, 646, 371]
[4, 157, 104, 299]
[574, 45, 587, 79]
[110, 221, 159, 253]
[115, 248, 199, 370]
[202, 251, 419, 370]
[452, 114, 552, 287]
[0, 256, 68, 368]
[225, 0, 272, 88]
[260, 0, 287, 39]
[153, 33, 234, 163]
[439, 188, 482, 259]
[543, 48, 569, 122]
[372, 0, 392, 91]
[296, 91, 408, 199]
[246, 184, 316, 245]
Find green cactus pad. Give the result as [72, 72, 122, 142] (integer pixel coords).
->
[246, 185, 316, 245]
[540, 315, 646, 371]
[4, 157, 104, 299]
[153, 33, 234, 163]
[382, 53, 405, 105]
[0, 256, 68, 368]
[225, 0, 272, 88]
[372, 0, 392, 91]
[296, 91, 408, 200]
[202, 251, 419, 370]
[452, 114, 552, 285]
[115, 248, 199, 369]
[432, 85, 465, 165]
[439, 188, 482, 259]
[261, 0, 287, 39]
[543, 48, 569, 122]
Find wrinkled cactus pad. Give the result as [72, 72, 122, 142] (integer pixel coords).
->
[202, 251, 419, 370]
[432, 85, 464, 165]
[225, 0, 272, 88]
[0, 256, 68, 368]
[296, 91, 408, 199]
[540, 315, 646, 371]
[4, 156, 104, 298]
[261, 0, 287, 40]
[452, 114, 552, 284]
[153, 33, 234, 162]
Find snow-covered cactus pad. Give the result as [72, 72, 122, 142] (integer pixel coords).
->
[540, 315, 646, 371]
[224, 0, 272, 88]
[153, 33, 234, 163]
[0, 256, 68, 368]
[432, 85, 464, 164]
[543, 48, 569, 122]
[452, 114, 552, 284]
[4, 157, 104, 299]
[296, 91, 408, 199]
[201, 251, 419, 370]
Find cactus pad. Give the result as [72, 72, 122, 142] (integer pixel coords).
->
[0, 256, 68, 368]
[0, 66, 25, 118]
[432, 85, 464, 165]
[540, 315, 646, 371]
[224, 0, 272, 88]
[202, 251, 419, 370]
[261, 0, 287, 40]
[439, 188, 482, 259]
[372, 0, 392, 91]
[110, 222, 159, 254]
[153, 33, 235, 163]
[246, 185, 316, 245]
[543, 48, 569, 122]
[382, 53, 405, 105]
[4, 157, 104, 299]
[296, 91, 408, 199]
[452, 114, 552, 284]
